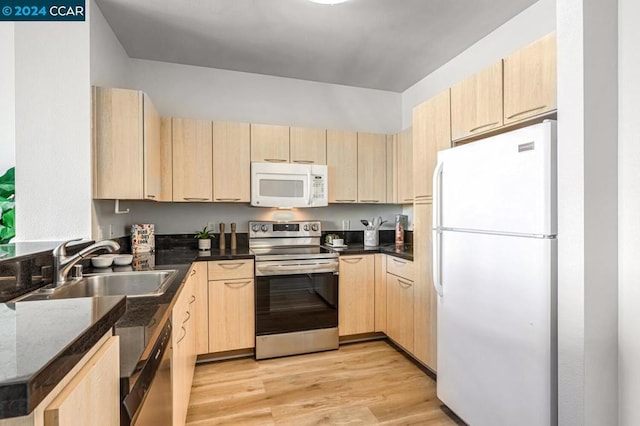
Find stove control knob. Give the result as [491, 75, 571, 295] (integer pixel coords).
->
[311, 223, 319, 232]
[251, 224, 260, 232]
[303, 224, 310, 231]
[261, 224, 269, 232]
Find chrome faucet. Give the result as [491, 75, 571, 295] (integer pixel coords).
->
[52, 238, 120, 286]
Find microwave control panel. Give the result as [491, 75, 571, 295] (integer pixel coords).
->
[312, 175, 325, 199]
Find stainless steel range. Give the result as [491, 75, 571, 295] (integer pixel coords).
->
[250, 221, 339, 360]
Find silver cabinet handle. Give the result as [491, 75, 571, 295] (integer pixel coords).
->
[218, 262, 245, 269]
[264, 159, 287, 163]
[190, 269, 196, 276]
[146, 195, 156, 199]
[392, 258, 406, 265]
[184, 197, 209, 201]
[215, 198, 241, 201]
[506, 105, 547, 120]
[293, 160, 314, 164]
[176, 326, 187, 343]
[189, 295, 196, 304]
[398, 279, 413, 287]
[341, 257, 363, 263]
[469, 122, 499, 133]
[360, 200, 380, 203]
[223, 280, 252, 287]
[183, 310, 191, 323]
[335, 199, 356, 202]
[403, 198, 413, 202]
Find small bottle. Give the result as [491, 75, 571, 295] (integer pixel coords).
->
[219, 223, 226, 250]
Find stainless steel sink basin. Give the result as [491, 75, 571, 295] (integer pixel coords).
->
[15, 270, 178, 301]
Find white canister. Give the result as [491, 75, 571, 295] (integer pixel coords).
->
[364, 230, 379, 247]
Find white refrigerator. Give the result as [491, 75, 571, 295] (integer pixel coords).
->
[432, 121, 557, 426]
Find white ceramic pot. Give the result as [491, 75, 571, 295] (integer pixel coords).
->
[198, 239, 211, 251]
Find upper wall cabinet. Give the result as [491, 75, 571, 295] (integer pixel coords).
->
[450, 61, 503, 142]
[503, 33, 557, 125]
[397, 127, 413, 204]
[357, 132, 387, 204]
[290, 127, 327, 164]
[327, 130, 358, 203]
[413, 90, 451, 202]
[212, 121, 251, 203]
[93, 87, 161, 200]
[159, 117, 173, 202]
[172, 118, 213, 202]
[386, 134, 398, 205]
[250, 124, 290, 163]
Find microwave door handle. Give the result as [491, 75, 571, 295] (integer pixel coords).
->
[307, 168, 313, 205]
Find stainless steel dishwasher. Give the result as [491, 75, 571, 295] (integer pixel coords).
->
[122, 318, 173, 425]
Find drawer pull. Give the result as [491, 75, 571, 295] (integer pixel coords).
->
[398, 279, 413, 287]
[469, 121, 499, 133]
[215, 198, 241, 201]
[360, 200, 380, 203]
[392, 258, 406, 265]
[146, 194, 156, 199]
[184, 197, 209, 201]
[183, 311, 191, 323]
[293, 160, 314, 164]
[224, 280, 252, 287]
[217, 262, 245, 269]
[189, 295, 196, 304]
[190, 269, 196, 276]
[335, 199, 356, 202]
[264, 159, 287, 163]
[341, 257, 363, 263]
[176, 326, 187, 343]
[506, 105, 547, 120]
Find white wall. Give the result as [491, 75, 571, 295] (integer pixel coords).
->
[14, 19, 92, 241]
[557, 0, 619, 424]
[129, 59, 401, 134]
[401, 0, 556, 127]
[618, 0, 640, 423]
[0, 23, 15, 175]
[93, 200, 401, 239]
[90, 0, 131, 88]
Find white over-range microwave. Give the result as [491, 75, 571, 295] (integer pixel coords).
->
[251, 162, 328, 208]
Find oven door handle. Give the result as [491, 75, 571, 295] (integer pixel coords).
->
[257, 261, 339, 273]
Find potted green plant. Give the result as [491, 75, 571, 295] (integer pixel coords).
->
[0, 167, 15, 244]
[194, 225, 214, 250]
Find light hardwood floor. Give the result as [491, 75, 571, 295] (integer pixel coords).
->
[186, 340, 460, 425]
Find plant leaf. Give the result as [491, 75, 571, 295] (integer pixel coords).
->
[0, 167, 14, 199]
[0, 225, 15, 244]
[0, 199, 14, 214]
[2, 209, 14, 228]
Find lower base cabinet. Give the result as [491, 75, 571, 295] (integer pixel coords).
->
[338, 255, 375, 336]
[386, 272, 415, 352]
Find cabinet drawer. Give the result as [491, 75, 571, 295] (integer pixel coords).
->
[386, 256, 414, 281]
[208, 259, 254, 281]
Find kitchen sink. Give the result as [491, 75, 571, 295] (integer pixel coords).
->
[15, 270, 178, 301]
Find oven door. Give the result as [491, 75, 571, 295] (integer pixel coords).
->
[255, 271, 338, 336]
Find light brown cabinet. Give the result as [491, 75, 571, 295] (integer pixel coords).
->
[503, 33, 557, 124]
[159, 117, 173, 201]
[93, 87, 161, 200]
[412, 202, 437, 371]
[386, 134, 398, 204]
[374, 253, 387, 333]
[290, 127, 327, 164]
[338, 255, 375, 336]
[413, 90, 451, 202]
[386, 272, 414, 353]
[250, 123, 290, 163]
[450, 61, 503, 141]
[172, 118, 213, 202]
[327, 130, 358, 203]
[172, 275, 197, 426]
[192, 262, 209, 355]
[212, 121, 251, 203]
[397, 127, 413, 204]
[207, 260, 255, 353]
[357, 132, 387, 204]
[43, 335, 120, 426]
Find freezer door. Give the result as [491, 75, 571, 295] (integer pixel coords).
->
[437, 231, 557, 426]
[437, 121, 556, 236]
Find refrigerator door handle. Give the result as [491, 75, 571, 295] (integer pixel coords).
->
[433, 160, 444, 230]
[432, 229, 444, 297]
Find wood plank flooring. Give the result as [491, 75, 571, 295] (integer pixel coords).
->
[186, 340, 460, 425]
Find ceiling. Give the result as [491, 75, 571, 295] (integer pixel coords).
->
[96, 0, 538, 92]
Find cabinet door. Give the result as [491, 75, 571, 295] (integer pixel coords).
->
[208, 279, 255, 352]
[212, 121, 250, 202]
[397, 127, 413, 204]
[413, 90, 451, 201]
[450, 61, 503, 141]
[503, 33, 557, 124]
[159, 117, 173, 201]
[413, 202, 437, 370]
[387, 273, 414, 352]
[290, 127, 326, 164]
[250, 124, 290, 163]
[374, 254, 387, 333]
[172, 118, 213, 202]
[193, 263, 209, 355]
[357, 132, 387, 204]
[386, 134, 398, 204]
[143, 94, 161, 200]
[93, 87, 143, 200]
[338, 255, 375, 336]
[327, 130, 358, 203]
[44, 336, 120, 426]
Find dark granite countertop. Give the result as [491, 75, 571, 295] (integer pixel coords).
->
[324, 244, 414, 261]
[0, 296, 126, 419]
